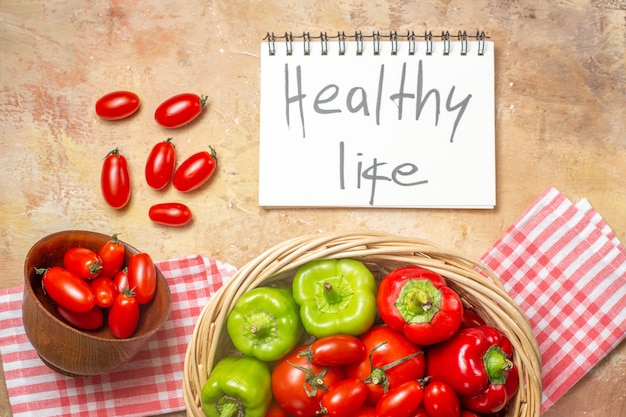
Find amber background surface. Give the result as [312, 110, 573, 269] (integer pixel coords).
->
[1, 1, 624, 416]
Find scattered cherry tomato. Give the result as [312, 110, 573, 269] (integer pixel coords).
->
[172, 146, 217, 192]
[154, 93, 207, 128]
[149, 202, 192, 226]
[423, 381, 461, 417]
[63, 247, 102, 280]
[299, 334, 366, 367]
[108, 288, 139, 338]
[101, 148, 131, 209]
[95, 91, 140, 120]
[90, 276, 117, 308]
[375, 380, 424, 417]
[127, 252, 157, 304]
[320, 378, 368, 417]
[145, 138, 176, 190]
[56, 304, 104, 330]
[97, 234, 125, 278]
[37, 266, 96, 313]
[113, 268, 129, 293]
[272, 345, 345, 417]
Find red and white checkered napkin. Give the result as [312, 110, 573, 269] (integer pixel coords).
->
[0, 255, 236, 417]
[480, 186, 626, 413]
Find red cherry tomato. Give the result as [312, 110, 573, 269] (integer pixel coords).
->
[272, 345, 345, 417]
[320, 378, 368, 417]
[101, 148, 131, 209]
[127, 252, 157, 304]
[145, 138, 176, 190]
[97, 234, 125, 278]
[63, 247, 102, 280]
[113, 268, 129, 293]
[304, 334, 366, 366]
[375, 380, 424, 417]
[148, 202, 193, 226]
[38, 266, 96, 313]
[95, 91, 140, 120]
[172, 146, 217, 192]
[264, 401, 290, 417]
[90, 276, 117, 308]
[56, 304, 104, 330]
[346, 405, 376, 417]
[423, 381, 461, 417]
[410, 407, 430, 417]
[461, 309, 486, 329]
[108, 289, 139, 338]
[154, 93, 207, 128]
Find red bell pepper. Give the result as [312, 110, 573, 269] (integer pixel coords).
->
[376, 266, 463, 345]
[426, 325, 519, 414]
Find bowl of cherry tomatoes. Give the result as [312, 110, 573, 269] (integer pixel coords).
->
[22, 230, 171, 377]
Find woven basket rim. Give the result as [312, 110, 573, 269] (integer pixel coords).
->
[183, 230, 542, 417]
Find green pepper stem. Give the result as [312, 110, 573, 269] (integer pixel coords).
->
[484, 345, 513, 385]
[322, 281, 343, 304]
[218, 400, 241, 417]
[395, 279, 442, 324]
[407, 288, 433, 313]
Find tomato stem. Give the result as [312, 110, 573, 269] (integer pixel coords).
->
[287, 360, 330, 397]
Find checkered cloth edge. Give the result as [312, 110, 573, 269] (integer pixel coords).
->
[2, 187, 624, 416]
[481, 186, 626, 412]
[0, 255, 236, 417]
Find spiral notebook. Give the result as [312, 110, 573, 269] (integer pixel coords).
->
[259, 31, 495, 208]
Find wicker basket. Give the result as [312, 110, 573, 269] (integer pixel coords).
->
[183, 231, 542, 416]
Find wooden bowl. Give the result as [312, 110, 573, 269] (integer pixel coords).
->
[22, 230, 171, 377]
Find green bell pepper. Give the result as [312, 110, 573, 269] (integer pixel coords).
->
[292, 259, 377, 338]
[201, 356, 272, 417]
[226, 286, 302, 361]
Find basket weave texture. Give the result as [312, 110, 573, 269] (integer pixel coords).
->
[183, 231, 542, 417]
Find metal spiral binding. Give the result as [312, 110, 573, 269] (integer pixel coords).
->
[264, 30, 489, 56]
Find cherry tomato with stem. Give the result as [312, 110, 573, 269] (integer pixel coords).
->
[113, 268, 129, 293]
[56, 304, 104, 330]
[101, 148, 131, 209]
[320, 378, 368, 417]
[145, 138, 176, 190]
[36, 266, 96, 313]
[90, 276, 117, 308]
[423, 381, 461, 417]
[108, 288, 139, 339]
[63, 247, 102, 280]
[127, 252, 156, 304]
[149, 202, 192, 226]
[95, 91, 140, 120]
[298, 334, 366, 367]
[154, 93, 207, 128]
[172, 146, 217, 192]
[375, 380, 424, 417]
[97, 234, 125, 278]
